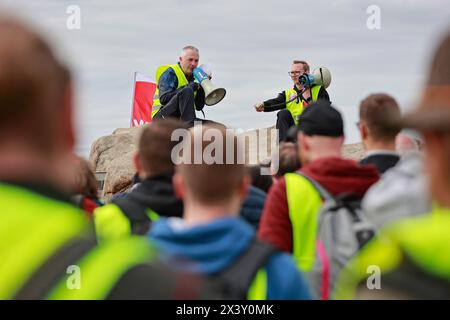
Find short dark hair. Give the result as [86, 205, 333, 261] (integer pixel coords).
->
[73, 156, 98, 198]
[292, 60, 310, 73]
[138, 118, 188, 174]
[274, 142, 301, 178]
[359, 94, 401, 142]
[246, 165, 273, 193]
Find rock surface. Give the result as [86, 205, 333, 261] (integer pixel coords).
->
[90, 125, 364, 201]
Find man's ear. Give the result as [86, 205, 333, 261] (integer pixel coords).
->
[172, 171, 185, 200]
[61, 83, 75, 151]
[133, 152, 141, 174]
[360, 122, 368, 140]
[299, 132, 309, 152]
[239, 174, 251, 201]
[298, 132, 310, 164]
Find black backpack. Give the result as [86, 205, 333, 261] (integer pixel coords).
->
[112, 197, 154, 235]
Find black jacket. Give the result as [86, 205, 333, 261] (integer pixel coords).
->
[124, 171, 183, 219]
[360, 153, 400, 174]
[263, 85, 330, 112]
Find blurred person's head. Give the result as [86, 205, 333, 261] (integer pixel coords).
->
[297, 101, 345, 165]
[173, 124, 250, 225]
[0, 16, 74, 189]
[134, 118, 189, 180]
[246, 165, 272, 193]
[358, 94, 401, 152]
[272, 142, 301, 179]
[395, 129, 424, 156]
[72, 155, 98, 199]
[399, 32, 450, 208]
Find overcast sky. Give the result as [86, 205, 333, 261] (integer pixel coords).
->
[2, 0, 450, 156]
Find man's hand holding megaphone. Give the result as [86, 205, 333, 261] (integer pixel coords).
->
[193, 66, 226, 106]
[188, 81, 201, 92]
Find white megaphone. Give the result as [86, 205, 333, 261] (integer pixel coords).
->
[193, 67, 226, 106]
[299, 66, 332, 89]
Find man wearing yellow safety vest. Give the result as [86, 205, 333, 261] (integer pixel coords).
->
[0, 16, 210, 300]
[152, 46, 206, 126]
[255, 60, 330, 141]
[149, 124, 312, 299]
[335, 31, 450, 300]
[94, 119, 187, 242]
[258, 102, 379, 293]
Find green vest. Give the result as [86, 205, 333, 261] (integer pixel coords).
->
[285, 85, 321, 125]
[247, 269, 268, 300]
[0, 183, 158, 299]
[285, 173, 323, 272]
[94, 202, 159, 243]
[334, 207, 450, 299]
[152, 63, 194, 117]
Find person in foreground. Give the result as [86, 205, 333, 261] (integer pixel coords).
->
[149, 124, 312, 300]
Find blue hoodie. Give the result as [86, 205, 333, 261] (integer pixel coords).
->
[149, 216, 311, 300]
[240, 186, 266, 229]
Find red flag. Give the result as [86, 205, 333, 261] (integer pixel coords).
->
[130, 72, 156, 127]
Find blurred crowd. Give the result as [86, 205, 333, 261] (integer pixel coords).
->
[0, 14, 449, 300]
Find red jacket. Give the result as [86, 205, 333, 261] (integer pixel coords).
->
[258, 156, 379, 253]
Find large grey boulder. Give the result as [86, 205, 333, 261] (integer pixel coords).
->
[89, 125, 364, 201]
[89, 126, 143, 201]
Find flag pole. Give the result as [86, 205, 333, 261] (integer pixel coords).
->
[130, 72, 137, 127]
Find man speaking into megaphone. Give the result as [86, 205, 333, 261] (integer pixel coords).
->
[254, 60, 331, 142]
[152, 45, 225, 127]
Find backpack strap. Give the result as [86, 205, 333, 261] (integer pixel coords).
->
[14, 234, 97, 300]
[112, 197, 152, 235]
[214, 238, 276, 299]
[296, 172, 335, 202]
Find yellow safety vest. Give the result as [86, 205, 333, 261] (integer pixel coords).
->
[152, 63, 194, 117]
[93, 202, 268, 299]
[285, 85, 321, 125]
[247, 269, 268, 300]
[0, 183, 158, 299]
[94, 203, 159, 243]
[285, 173, 323, 272]
[334, 207, 450, 299]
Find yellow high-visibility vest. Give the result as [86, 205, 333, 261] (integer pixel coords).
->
[152, 63, 191, 117]
[285, 85, 321, 125]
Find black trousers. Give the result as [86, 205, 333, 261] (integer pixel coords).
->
[153, 86, 197, 126]
[276, 109, 295, 142]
